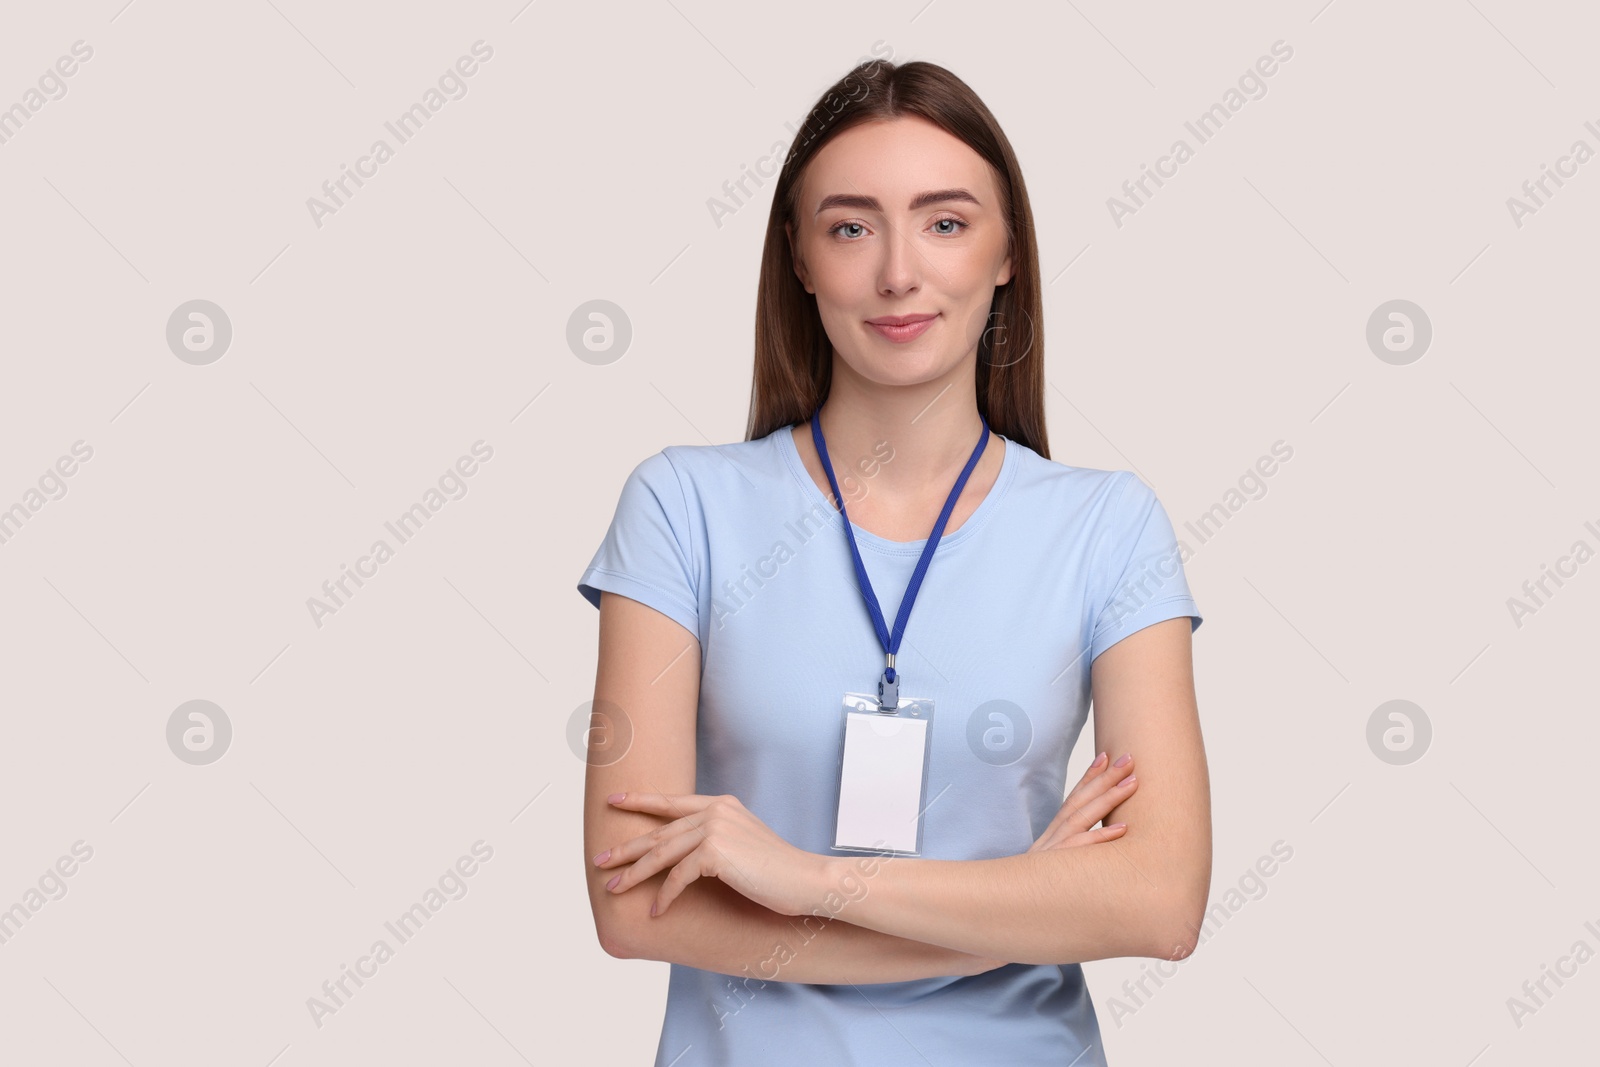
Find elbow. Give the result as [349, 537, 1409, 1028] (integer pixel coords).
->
[590, 883, 645, 961]
[596, 895, 666, 961]
[597, 920, 633, 960]
[595, 907, 649, 961]
[1140, 843, 1212, 961]
[592, 878, 675, 962]
[1145, 892, 1207, 961]
[1148, 922, 1198, 963]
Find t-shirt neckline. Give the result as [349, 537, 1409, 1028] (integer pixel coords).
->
[773, 421, 1017, 555]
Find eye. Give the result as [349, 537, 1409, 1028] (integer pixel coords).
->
[825, 215, 969, 240]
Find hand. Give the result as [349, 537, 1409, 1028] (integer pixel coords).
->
[960, 758, 1135, 977]
[1026, 751, 1136, 853]
[596, 792, 826, 918]
[964, 753, 1139, 976]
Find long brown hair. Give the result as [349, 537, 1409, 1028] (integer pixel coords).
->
[744, 59, 1048, 458]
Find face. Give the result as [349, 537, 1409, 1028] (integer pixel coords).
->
[786, 115, 1014, 389]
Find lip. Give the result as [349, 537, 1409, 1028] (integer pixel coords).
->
[866, 313, 938, 342]
[867, 313, 937, 326]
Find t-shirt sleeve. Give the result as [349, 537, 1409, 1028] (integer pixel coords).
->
[1090, 471, 1203, 663]
[576, 450, 700, 638]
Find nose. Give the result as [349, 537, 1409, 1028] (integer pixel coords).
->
[876, 218, 921, 296]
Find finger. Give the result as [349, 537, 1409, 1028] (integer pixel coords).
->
[607, 828, 702, 895]
[597, 793, 709, 864]
[1057, 756, 1135, 823]
[1067, 750, 1115, 791]
[1069, 823, 1127, 846]
[599, 797, 729, 869]
[652, 848, 708, 916]
[1043, 753, 1108, 825]
[1036, 777, 1139, 851]
[1035, 821, 1127, 853]
[596, 817, 692, 869]
[606, 791, 714, 818]
[1068, 770, 1138, 827]
[1033, 768, 1137, 847]
[1064, 753, 1132, 806]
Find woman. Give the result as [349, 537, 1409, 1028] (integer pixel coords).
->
[577, 58, 1209, 1066]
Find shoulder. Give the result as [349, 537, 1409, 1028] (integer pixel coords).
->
[655, 429, 794, 496]
[1003, 439, 1150, 520]
[657, 435, 776, 476]
[616, 430, 794, 515]
[1002, 444, 1181, 564]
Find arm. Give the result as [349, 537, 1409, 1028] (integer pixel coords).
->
[816, 616, 1212, 965]
[583, 591, 1004, 983]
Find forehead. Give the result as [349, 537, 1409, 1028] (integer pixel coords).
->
[800, 116, 996, 211]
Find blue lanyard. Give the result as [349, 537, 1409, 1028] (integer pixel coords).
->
[810, 407, 990, 709]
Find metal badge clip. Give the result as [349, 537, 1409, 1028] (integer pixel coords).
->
[877, 654, 899, 712]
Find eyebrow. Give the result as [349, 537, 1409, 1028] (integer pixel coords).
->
[814, 188, 981, 217]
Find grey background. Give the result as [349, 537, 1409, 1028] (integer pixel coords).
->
[1, 1, 1596, 1064]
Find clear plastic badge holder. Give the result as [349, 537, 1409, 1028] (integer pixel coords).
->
[832, 691, 935, 857]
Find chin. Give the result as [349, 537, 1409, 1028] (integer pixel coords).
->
[845, 353, 962, 388]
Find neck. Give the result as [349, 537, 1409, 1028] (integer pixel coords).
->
[812, 353, 989, 499]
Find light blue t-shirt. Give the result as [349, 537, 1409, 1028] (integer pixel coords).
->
[578, 422, 1202, 1067]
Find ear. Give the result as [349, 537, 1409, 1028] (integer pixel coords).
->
[995, 245, 1014, 287]
[785, 220, 814, 294]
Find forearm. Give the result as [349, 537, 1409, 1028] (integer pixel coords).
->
[603, 873, 1005, 984]
[824, 841, 1191, 965]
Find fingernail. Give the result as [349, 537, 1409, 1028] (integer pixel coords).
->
[606, 873, 621, 890]
[1113, 753, 1132, 768]
[593, 850, 610, 866]
[1094, 751, 1107, 767]
[1108, 822, 1126, 830]
[607, 792, 626, 803]
[650, 901, 658, 917]
[1123, 774, 1137, 785]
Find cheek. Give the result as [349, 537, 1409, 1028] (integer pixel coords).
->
[811, 251, 871, 295]
[943, 249, 1008, 313]
[942, 244, 1002, 288]
[812, 270, 873, 324]
[953, 304, 988, 349]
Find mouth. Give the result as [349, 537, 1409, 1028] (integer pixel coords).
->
[865, 313, 938, 342]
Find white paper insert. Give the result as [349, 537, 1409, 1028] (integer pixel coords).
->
[834, 709, 929, 854]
